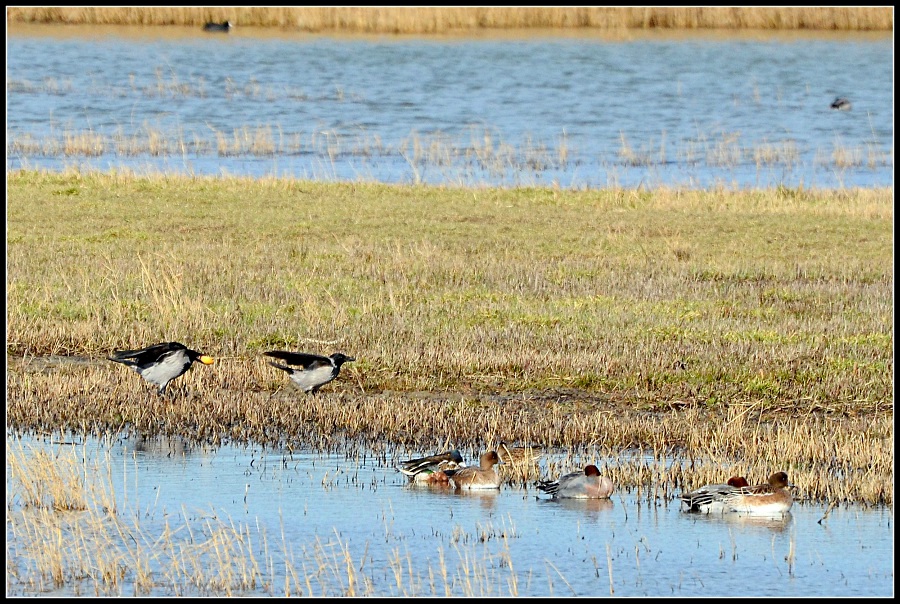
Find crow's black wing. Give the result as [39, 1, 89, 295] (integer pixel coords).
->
[109, 342, 182, 364]
[263, 350, 331, 369]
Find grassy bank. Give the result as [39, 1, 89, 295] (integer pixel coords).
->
[6, 170, 894, 503]
[6, 7, 894, 32]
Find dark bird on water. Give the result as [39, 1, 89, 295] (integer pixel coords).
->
[203, 21, 233, 33]
[830, 97, 851, 110]
[264, 351, 355, 394]
[108, 341, 214, 395]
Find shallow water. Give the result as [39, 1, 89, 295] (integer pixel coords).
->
[7, 24, 893, 189]
[6, 431, 893, 597]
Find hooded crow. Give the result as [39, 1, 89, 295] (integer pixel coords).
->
[264, 351, 355, 394]
[109, 341, 214, 395]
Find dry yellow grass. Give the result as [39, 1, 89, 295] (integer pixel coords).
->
[6, 7, 893, 32]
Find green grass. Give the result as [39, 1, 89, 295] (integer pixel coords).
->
[7, 170, 892, 409]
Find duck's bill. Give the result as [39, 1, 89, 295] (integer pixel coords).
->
[199, 355, 215, 365]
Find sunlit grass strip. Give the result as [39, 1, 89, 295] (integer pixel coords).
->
[6, 7, 893, 32]
[5, 438, 532, 596]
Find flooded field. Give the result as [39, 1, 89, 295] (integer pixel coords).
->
[6, 24, 894, 189]
[6, 431, 893, 597]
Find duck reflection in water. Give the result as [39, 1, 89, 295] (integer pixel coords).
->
[549, 497, 615, 514]
[689, 509, 794, 533]
[451, 487, 499, 510]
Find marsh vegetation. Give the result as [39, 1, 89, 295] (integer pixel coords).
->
[6, 430, 892, 597]
[6, 170, 893, 506]
[6, 7, 893, 33]
[6, 436, 533, 596]
[8, 116, 891, 177]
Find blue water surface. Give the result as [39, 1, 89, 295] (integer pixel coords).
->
[6, 432, 893, 597]
[7, 25, 893, 189]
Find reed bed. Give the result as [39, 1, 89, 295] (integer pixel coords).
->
[6, 169, 893, 505]
[6, 7, 893, 32]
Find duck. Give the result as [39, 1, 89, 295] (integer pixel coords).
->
[830, 97, 852, 110]
[399, 450, 467, 485]
[443, 450, 502, 490]
[203, 21, 233, 33]
[264, 351, 355, 394]
[681, 471, 793, 515]
[723, 472, 794, 514]
[727, 476, 749, 488]
[108, 341, 214, 395]
[680, 475, 753, 512]
[536, 465, 614, 499]
[680, 479, 739, 513]
[497, 441, 544, 466]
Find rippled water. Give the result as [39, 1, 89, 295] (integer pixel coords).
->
[6, 24, 894, 597]
[6, 24, 894, 188]
[6, 432, 893, 597]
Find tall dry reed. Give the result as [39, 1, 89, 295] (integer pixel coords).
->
[7, 7, 893, 32]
